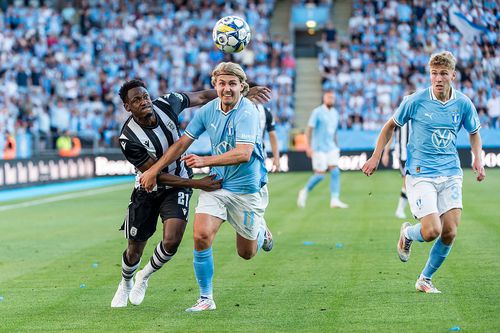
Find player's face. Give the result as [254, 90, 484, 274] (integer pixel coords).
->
[126, 87, 154, 119]
[215, 74, 244, 111]
[323, 92, 335, 107]
[430, 66, 456, 98]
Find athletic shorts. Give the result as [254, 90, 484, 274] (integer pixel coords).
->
[406, 175, 463, 219]
[121, 187, 193, 242]
[312, 149, 340, 172]
[195, 186, 269, 240]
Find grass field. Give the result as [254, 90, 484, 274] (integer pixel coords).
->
[1, 170, 499, 332]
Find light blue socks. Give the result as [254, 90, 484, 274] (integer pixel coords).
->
[421, 238, 452, 279]
[193, 247, 214, 299]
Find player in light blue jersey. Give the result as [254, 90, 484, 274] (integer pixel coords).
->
[139, 62, 273, 312]
[362, 51, 486, 293]
[297, 91, 348, 209]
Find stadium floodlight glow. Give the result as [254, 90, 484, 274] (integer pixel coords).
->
[306, 20, 317, 29]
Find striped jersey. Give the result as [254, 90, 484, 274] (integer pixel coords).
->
[119, 92, 192, 189]
[394, 122, 410, 162]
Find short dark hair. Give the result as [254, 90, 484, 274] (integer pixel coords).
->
[119, 79, 146, 103]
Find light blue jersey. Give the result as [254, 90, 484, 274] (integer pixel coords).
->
[185, 97, 268, 194]
[308, 104, 339, 152]
[393, 87, 480, 177]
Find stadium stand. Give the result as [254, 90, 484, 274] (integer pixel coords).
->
[0, 0, 295, 158]
[318, 0, 499, 131]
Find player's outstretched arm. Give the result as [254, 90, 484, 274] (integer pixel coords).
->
[137, 159, 221, 191]
[140, 135, 194, 191]
[184, 86, 271, 108]
[470, 132, 486, 182]
[182, 143, 253, 168]
[246, 86, 272, 104]
[362, 119, 397, 176]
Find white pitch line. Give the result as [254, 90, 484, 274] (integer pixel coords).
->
[0, 184, 131, 212]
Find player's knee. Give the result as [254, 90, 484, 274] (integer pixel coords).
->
[193, 232, 212, 249]
[237, 248, 255, 260]
[441, 229, 457, 245]
[161, 239, 180, 255]
[422, 226, 441, 241]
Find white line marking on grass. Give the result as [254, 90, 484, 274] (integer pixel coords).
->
[0, 184, 131, 212]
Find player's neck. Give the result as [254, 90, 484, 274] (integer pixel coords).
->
[134, 112, 157, 127]
[433, 87, 452, 103]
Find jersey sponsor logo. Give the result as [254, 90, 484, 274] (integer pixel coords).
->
[215, 141, 234, 155]
[431, 129, 452, 148]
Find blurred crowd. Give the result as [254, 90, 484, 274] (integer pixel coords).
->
[318, 0, 500, 131]
[0, 0, 296, 157]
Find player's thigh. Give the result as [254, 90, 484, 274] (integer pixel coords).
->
[122, 188, 161, 242]
[312, 151, 328, 172]
[226, 187, 269, 241]
[406, 175, 439, 219]
[326, 148, 340, 168]
[437, 177, 463, 216]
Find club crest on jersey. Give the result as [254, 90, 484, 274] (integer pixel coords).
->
[451, 113, 459, 124]
[227, 126, 234, 136]
[431, 129, 452, 148]
[130, 227, 137, 237]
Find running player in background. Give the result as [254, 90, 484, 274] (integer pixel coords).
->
[139, 62, 273, 312]
[362, 51, 485, 293]
[297, 91, 348, 209]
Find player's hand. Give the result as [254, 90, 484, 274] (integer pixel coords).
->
[194, 174, 222, 192]
[140, 168, 158, 192]
[362, 156, 380, 176]
[247, 86, 271, 104]
[305, 147, 312, 159]
[472, 159, 486, 182]
[270, 156, 280, 172]
[182, 154, 206, 168]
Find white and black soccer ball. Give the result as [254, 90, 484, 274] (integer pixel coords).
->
[212, 16, 251, 53]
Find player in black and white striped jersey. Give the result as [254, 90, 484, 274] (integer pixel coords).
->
[111, 79, 271, 307]
[382, 121, 410, 219]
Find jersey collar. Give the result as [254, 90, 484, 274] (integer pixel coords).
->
[217, 96, 243, 115]
[429, 86, 456, 105]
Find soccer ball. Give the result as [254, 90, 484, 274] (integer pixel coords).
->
[212, 16, 251, 53]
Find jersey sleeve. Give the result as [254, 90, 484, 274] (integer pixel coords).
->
[184, 105, 206, 140]
[307, 109, 318, 128]
[235, 103, 259, 145]
[392, 95, 412, 127]
[264, 107, 276, 132]
[462, 98, 481, 134]
[156, 92, 191, 117]
[120, 139, 150, 168]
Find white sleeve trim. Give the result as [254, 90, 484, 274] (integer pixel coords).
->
[184, 131, 198, 140]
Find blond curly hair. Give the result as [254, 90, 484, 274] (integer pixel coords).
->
[428, 51, 457, 71]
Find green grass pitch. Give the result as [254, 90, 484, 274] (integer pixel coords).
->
[1, 170, 499, 332]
